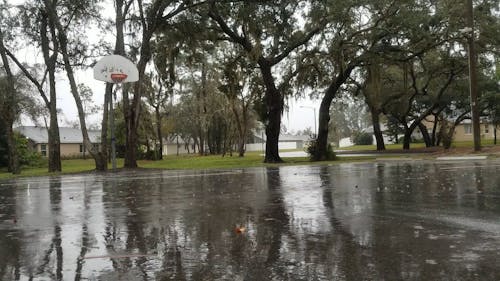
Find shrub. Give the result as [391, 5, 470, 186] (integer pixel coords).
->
[397, 136, 424, 144]
[306, 140, 336, 161]
[137, 148, 157, 160]
[16, 134, 45, 168]
[352, 132, 373, 145]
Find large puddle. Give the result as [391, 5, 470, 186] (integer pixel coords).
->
[1, 161, 500, 280]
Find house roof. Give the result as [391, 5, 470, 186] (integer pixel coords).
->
[15, 126, 101, 144]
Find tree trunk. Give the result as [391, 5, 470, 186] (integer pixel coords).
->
[237, 143, 245, 157]
[155, 107, 163, 160]
[259, 62, 282, 163]
[176, 136, 180, 156]
[370, 107, 385, 151]
[124, 43, 151, 167]
[124, 0, 168, 167]
[40, 11, 62, 172]
[418, 122, 432, 147]
[430, 115, 439, 146]
[230, 98, 247, 157]
[442, 125, 455, 149]
[195, 63, 208, 156]
[44, 0, 107, 171]
[100, 83, 112, 171]
[3, 14, 62, 173]
[0, 28, 20, 174]
[315, 98, 332, 161]
[314, 65, 356, 161]
[240, 109, 249, 157]
[494, 127, 497, 145]
[403, 128, 411, 149]
[6, 123, 19, 174]
[107, 0, 128, 169]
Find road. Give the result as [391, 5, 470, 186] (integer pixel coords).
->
[1, 160, 499, 280]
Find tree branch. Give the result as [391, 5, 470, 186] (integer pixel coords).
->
[4, 48, 51, 107]
[269, 26, 322, 66]
[208, 7, 253, 52]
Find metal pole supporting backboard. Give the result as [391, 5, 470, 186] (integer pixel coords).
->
[110, 91, 116, 170]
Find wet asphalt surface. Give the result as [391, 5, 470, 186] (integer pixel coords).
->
[1, 160, 500, 280]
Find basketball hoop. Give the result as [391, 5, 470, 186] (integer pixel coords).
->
[110, 73, 128, 84]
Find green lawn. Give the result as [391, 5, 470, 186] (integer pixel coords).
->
[449, 139, 497, 148]
[339, 140, 499, 151]
[0, 152, 311, 179]
[2, 141, 498, 179]
[337, 143, 427, 151]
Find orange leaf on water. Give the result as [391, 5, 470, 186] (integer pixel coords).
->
[235, 226, 246, 234]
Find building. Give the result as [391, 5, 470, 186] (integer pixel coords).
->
[15, 126, 101, 158]
[162, 136, 196, 156]
[449, 120, 496, 142]
[361, 118, 497, 146]
[246, 132, 311, 151]
[159, 132, 312, 155]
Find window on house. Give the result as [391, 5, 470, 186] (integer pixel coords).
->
[485, 124, 489, 134]
[80, 144, 84, 153]
[464, 124, 472, 134]
[40, 144, 47, 156]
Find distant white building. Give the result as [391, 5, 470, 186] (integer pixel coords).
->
[246, 131, 312, 151]
[162, 136, 196, 156]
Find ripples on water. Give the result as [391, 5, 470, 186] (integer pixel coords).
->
[0, 161, 499, 280]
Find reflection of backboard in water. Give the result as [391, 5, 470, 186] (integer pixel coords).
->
[93, 55, 139, 83]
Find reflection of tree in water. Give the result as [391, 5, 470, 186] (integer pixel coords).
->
[35, 177, 64, 280]
[256, 167, 289, 277]
[101, 174, 190, 280]
[319, 165, 366, 280]
[156, 226, 187, 281]
[74, 178, 97, 281]
[122, 179, 149, 279]
[0, 181, 22, 280]
[474, 163, 485, 210]
[97, 169, 292, 279]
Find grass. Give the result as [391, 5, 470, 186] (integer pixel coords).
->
[336, 143, 427, 151]
[0, 159, 124, 179]
[449, 139, 497, 148]
[2, 141, 498, 179]
[0, 152, 308, 179]
[338, 140, 500, 151]
[0, 149, 373, 179]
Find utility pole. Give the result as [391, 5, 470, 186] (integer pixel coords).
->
[466, 0, 481, 151]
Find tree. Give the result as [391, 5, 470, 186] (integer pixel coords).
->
[0, 31, 19, 174]
[384, 50, 467, 149]
[100, 0, 134, 169]
[361, 59, 415, 150]
[297, 0, 404, 160]
[328, 95, 370, 147]
[3, 2, 62, 172]
[143, 72, 170, 160]
[41, 0, 108, 171]
[208, 0, 323, 163]
[122, 0, 202, 168]
[219, 48, 259, 157]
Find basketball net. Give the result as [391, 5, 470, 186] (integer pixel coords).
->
[110, 73, 128, 83]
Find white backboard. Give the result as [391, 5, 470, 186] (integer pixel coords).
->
[93, 55, 139, 83]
